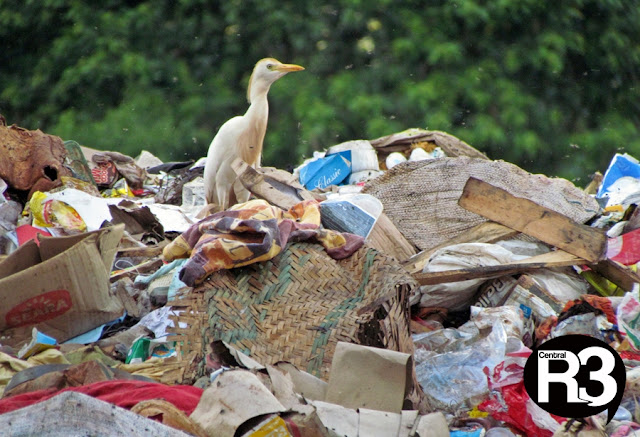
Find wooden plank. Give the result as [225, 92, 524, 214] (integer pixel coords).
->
[367, 213, 417, 262]
[232, 159, 325, 210]
[403, 221, 519, 274]
[459, 177, 606, 263]
[413, 250, 586, 285]
[232, 159, 300, 210]
[590, 259, 640, 292]
[519, 248, 585, 264]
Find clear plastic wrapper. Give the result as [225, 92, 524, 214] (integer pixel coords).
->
[414, 306, 525, 412]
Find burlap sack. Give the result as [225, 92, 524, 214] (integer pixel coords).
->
[362, 157, 600, 251]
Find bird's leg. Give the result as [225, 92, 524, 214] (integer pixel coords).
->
[216, 185, 229, 211]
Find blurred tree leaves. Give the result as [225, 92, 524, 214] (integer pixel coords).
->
[1, 0, 639, 181]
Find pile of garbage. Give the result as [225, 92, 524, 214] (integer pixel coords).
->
[2, 114, 640, 437]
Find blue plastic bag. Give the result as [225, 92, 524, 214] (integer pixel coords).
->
[598, 153, 640, 198]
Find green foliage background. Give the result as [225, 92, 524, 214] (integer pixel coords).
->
[2, 0, 639, 183]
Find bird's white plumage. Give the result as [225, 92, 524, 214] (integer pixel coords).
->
[203, 58, 304, 210]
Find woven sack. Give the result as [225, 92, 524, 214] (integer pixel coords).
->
[362, 157, 600, 252]
[370, 129, 489, 166]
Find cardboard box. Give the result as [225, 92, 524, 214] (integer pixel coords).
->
[0, 224, 125, 346]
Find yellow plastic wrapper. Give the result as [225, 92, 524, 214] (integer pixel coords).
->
[243, 415, 291, 437]
[60, 176, 101, 196]
[102, 179, 134, 198]
[116, 357, 178, 381]
[26, 348, 69, 366]
[604, 205, 625, 213]
[0, 352, 32, 393]
[468, 406, 489, 418]
[30, 191, 87, 232]
[580, 265, 637, 297]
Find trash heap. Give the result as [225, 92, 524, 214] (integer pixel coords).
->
[1, 115, 640, 436]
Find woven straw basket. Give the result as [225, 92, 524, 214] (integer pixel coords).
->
[168, 241, 424, 408]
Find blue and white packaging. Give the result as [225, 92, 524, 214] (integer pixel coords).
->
[598, 153, 640, 199]
[298, 150, 352, 190]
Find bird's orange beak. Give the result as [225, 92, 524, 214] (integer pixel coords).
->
[275, 63, 305, 73]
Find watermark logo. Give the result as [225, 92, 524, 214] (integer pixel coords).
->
[523, 334, 625, 423]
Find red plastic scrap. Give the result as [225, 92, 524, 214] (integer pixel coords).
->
[479, 348, 564, 437]
[608, 228, 640, 265]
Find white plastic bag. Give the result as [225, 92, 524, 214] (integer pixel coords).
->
[419, 243, 520, 310]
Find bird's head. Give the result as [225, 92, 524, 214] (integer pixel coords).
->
[247, 58, 304, 102]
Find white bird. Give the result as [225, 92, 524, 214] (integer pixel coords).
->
[203, 58, 305, 209]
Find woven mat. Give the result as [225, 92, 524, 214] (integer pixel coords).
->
[168, 241, 425, 406]
[362, 157, 600, 252]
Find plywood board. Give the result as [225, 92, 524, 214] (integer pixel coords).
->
[414, 250, 585, 285]
[459, 177, 606, 263]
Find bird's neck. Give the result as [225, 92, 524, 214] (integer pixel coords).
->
[248, 80, 272, 105]
[238, 92, 269, 166]
[246, 91, 269, 121]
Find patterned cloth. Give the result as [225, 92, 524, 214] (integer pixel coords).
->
[163, 199, 365, 286]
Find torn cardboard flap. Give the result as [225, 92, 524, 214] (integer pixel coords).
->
[215, 342, 328, 402]
[190, 369, 286, 437]
[399, 410, 419, 437]
[309, 401, 449, 437]
[358, 408, 404, 437]
[265, 365, 315, 415]
[222, 341, 266, 370]
[414, 412, 449, 437]
[310, 400, 359, 437]
[0, 225, 125, 345]
[273, 362, 327, 402]
[37, 223, 124, 272]
[325, 342, 412, 414]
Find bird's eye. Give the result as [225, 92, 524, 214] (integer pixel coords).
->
[266, 64, 274, 70]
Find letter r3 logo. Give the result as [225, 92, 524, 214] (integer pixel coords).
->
[524, 335, 625, 423]
[538, 350, 586, 404]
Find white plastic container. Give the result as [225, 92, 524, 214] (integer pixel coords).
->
[386, 152, 407, 169]
[409, 146, 446, 162]
[326, 140, 380, 173]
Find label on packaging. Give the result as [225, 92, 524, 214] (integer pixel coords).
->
[299, 151, 352, 190]
[242, 414, 291, 437]
[5, 289, 72, 328]
[475, 276, 517, 308]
